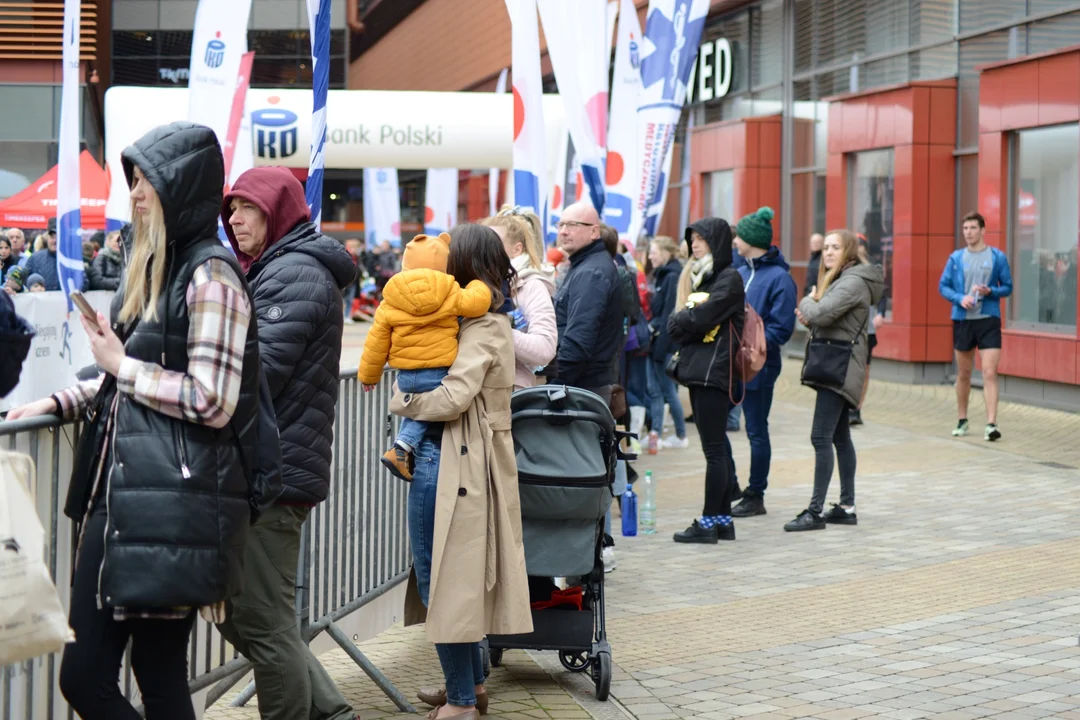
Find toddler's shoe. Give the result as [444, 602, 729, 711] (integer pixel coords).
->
[382, 446, 414, 482]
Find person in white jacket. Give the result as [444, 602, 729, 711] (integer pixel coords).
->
[482, 207, 558, 390]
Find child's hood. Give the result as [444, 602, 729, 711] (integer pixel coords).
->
[382, 268, 459, 317]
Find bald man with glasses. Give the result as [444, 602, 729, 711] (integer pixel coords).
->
[550, 202, 623, 403]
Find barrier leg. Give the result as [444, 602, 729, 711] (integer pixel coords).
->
[229, 680, 258, 707]
[325, 621, 416, 713]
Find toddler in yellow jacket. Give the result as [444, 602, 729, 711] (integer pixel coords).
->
[359, 232, 491, 481]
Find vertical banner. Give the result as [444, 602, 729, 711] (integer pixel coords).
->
[223, 51, 255, 183]
[363, 168, 402, 248]
[188, 0, 253, 148]
[536, 0, 609, 212]
[546, 128, 571, 245]
[489, 67, 509, 216]
[505, 0, 547, 218]
[603, 0, 644, 241]
[628, 0, 708, 243]
[424, 168, 459, 235]
[57, 0, 83, 305]
[305, 0, 331, 225]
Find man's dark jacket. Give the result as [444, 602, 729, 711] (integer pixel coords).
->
[224, 167, 358, 505]
[553, 238, 622, 389]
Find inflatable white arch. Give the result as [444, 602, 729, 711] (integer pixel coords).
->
[104, 86, 567, 225]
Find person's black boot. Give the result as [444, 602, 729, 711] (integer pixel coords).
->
[849, 408, 863, 426]
[784, 509, 826, 532]
[731, 495, 766, 517]
[674, 520, 719, 544]
[823, 503, 857, 525]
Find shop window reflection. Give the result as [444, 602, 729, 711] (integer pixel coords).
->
[705, 170, 735, 222]
[849, 150, 894, 317]
[1010, 125, 1079, 332]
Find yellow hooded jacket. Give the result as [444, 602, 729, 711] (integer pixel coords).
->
[358, 269, 492, 384]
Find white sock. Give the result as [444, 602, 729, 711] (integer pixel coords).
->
[395, 440, 413, 453]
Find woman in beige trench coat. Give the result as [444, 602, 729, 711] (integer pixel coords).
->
[389, 224, 533, 720]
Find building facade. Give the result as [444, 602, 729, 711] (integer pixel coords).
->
[352, 0, 1080, 408]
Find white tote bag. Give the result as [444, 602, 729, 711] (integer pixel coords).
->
[0, 449, 74, 665]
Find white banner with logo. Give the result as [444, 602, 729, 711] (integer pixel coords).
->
[603, 0, 643, 241]
[536, 0, 609, 212]
[187, 0, 253, 151]
[103, 87, 565, 227]
[546, 127, 571, 245]
[363, 168, 401, 248]
[57, 0, 84, 304]
[628, 0, 708, 243]
[424, 168, 458, 235]
[489, 67, 509, 216]
[0, 291, 114, 413]
[505, 0, 548, 219]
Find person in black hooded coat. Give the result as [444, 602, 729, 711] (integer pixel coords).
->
[6, 122, 272, 720]
[667, 217, 745, 545]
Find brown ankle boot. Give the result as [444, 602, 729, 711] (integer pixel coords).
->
[417, 688, 488, 715]
[381, 446, 413, 481]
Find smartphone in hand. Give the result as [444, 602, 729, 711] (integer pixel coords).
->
[69, 290, 102, 334]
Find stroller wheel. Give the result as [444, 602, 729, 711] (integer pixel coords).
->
[592, 651, 612, 701]
[559, 650, 591, 673]
[490, 648, 504, 668]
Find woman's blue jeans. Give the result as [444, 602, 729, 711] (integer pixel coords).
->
[408, 437, 484, 706]
[646, 354, 686, 438]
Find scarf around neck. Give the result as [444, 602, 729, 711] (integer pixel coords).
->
[690, 253, 714, 290]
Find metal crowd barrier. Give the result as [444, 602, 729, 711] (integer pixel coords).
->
[1, 369, 413, 719]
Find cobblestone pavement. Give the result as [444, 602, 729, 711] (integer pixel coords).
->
[207, 330, 1080, 720]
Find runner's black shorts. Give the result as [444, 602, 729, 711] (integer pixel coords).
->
[953, 317, 1002, 352]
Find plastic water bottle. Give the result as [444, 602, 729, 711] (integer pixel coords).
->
[640, 471, 656, 535]
[621, 485, 638, 537]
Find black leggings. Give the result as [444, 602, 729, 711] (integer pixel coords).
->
[59, 507, 196, 720]
[808, 388, 856, 515]
[689, 386, 733, 517]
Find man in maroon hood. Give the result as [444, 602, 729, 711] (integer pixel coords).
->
[219, 167, 358, 720]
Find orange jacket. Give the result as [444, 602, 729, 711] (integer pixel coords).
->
[358, 269, 492, 384]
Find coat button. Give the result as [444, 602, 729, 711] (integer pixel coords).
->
[460, 445, 468, 455]
[403, 393, 412, 403]
[458, 488, 467, 497]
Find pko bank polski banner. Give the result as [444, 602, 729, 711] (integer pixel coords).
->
[603, 0, 643, 241]
[627, 0, 708, 244]
[103, 87, 565, 227]
[505, 0, 548, 219]
[188, 0, 253, 151]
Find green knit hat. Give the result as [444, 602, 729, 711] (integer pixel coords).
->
[736, 206, 775, 249]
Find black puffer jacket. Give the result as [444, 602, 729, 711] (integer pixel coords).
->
[65, 122, 264, 609]
[667, 218, 745, 391]
[649, 257, 684, 361]
[88, 246, 123, 290]
[245, 223, 357, 504]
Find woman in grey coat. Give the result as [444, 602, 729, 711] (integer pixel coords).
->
[786, 229, 884, 532]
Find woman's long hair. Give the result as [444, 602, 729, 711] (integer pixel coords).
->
[447, 224, 517, 311]
[481, 205, 543, 270]
[816, 229, 862, 300]
[118, 197, 168, 323]
[33, 234, 47, 252]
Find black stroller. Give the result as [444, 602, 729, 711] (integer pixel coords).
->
[483, 384, 632, 701]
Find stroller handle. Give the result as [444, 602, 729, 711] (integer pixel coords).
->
[512, 408, 614, 432]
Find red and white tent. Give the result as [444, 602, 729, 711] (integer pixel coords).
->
[0, 150, 108, 230]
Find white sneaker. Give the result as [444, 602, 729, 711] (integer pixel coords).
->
[602, 546, 616, 573]
[661, 435, 689, 450]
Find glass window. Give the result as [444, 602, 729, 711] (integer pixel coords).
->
[113, 30, 159, 56]
[751, 0, 783, 89]
[0, 86, 55, 141]
[958, 31, 1011, 149]
[794, 0, 815, 73]
[959, 0, 1027, 33]
[858, 55, 908, 93]
[849, 149, 895, 316]
[1010, 125, 1079, 332]
[1028, 12, 1080, 55]
[0, 142, 51, 200]
[911, 0, 957, 45]
[957, 154, 979, 245]
[911, 43, 957, 82]
[705, 170, 735, 221]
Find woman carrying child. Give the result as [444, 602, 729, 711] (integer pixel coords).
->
[389, 224, 532, 720]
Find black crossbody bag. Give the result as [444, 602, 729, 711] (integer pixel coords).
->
[802, 335, 856, 388]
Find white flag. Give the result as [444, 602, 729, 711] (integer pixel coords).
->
[505, 0, 547, 219]
[489, 68, 509, 216]
[57, 0, 83, 305]
[188, 0, 253, 150]
[603, 0, 643, 242]
[424, 168, 458, 235]
[629, 0, 708, 242]
[364, 168, 402, 248]
[536, 0, 609, 212]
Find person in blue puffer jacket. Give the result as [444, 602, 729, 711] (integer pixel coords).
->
[728, 207, 797, 518]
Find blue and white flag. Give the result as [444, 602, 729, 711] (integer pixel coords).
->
[603, 0, 644, 241]
[536, 0, 609, 213]
[424, 168, 458, 235]
[489, 67, 508, 215]
[363, 168, 401, 248]
[57, 0, 83, 305]
[505, 0, 547, 219]
[628, 0, 707, 243]
[305, 0, 331, 225]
